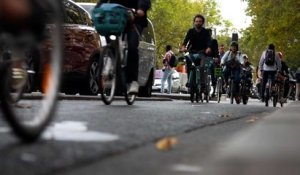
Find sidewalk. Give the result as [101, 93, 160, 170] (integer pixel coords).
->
[201, 101, 300, 175]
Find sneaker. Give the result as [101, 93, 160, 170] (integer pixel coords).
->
[127, 81, 139, 94]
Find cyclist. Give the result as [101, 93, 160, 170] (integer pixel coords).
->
[258, 44, 282, 102]
[278, 52, 290, 102]
[241, 54, 254, 89]
[180, 14, 212, 88]
[221, 41, 244, 97]
[96, 0, 151, 94]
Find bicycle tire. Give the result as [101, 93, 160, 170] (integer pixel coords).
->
[216, 78, 222, 103]
[230, 80, 234, 104]
[99, 46, 117, 105]
[205, 75, 211, 103]
[0, 0, 63, 142]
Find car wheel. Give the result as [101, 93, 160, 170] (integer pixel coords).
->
[82, 55, 100, 95]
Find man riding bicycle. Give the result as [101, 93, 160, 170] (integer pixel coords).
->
[180, 14, 212, 88]
[221, 41, 244, 98]
[259, 44, 282, 102]
[96, 0, 151, 94]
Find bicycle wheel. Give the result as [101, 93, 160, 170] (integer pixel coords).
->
[0, 0, 63, 142]
[230, 80, 234, 104]
[99, 46, 117, 105]
[205, 75, 211, 103]
[265, 87, 270, 107]
[216, 78, 222, 103]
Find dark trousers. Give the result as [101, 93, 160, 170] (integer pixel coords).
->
[261, 70, 276, 99]
[126, 24, 143, 83]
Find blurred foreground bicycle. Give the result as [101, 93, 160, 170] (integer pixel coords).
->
[0, 0, 63, 142]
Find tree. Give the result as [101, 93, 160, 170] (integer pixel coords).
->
[241, 0, 300, 70]
[148, 0, 225, 68]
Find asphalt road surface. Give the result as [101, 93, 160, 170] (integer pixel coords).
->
[0, 97, 277, 175]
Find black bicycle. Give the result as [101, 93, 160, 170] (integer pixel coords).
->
[214, 67, 223, 103]
[184, 52, 201, 103]
[0, 0, 63, 142]
[264, 73, 283, 107]
[240, 67, 252, 105]
[93, 3, 138, 105]
[202, 57, 214, 103]
[225, 60, 241, 104]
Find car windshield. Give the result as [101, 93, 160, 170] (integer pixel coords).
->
[78, 3, 95, 16]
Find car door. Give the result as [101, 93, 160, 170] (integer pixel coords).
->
[138, 19, 156, 87]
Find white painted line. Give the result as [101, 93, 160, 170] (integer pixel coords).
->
[42, 121, 119, 142]
[171, 164, 203, 173]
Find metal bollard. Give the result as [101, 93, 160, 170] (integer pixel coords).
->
[296, 68, 300, 101]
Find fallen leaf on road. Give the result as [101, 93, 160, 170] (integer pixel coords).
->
[155, 137, 178, 151]
[247, 117, 259, 123]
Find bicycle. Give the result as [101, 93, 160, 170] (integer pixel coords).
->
[93, 3, 139, 105]
[225, 60, 241, 104]
[0, 0, 63, 142]
[184, 52, 201, 103]
[214, 67, 223, 103]
[240, 67, 252, 105]
[264, 72, 282, 107]
[202, 57, 214, 103]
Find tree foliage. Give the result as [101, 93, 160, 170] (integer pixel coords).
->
[148, 0, 228, 68]
[241, 0, 300, 70]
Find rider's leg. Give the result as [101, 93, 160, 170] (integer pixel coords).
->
[126, 25, 143, 93]
[223, 67, 229, 87]
[261, 71, 268, 101]
[283, 78, 289, 99]
[233, 68, 241, 98]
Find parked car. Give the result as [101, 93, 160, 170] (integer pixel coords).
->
[152, 69, 188, 93]
[30, 0, 102, 95]
[77, 2, 156, 97]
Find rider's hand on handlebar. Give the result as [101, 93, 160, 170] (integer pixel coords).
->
[205, 47, 211, 55]
[179, 46, 187, 53]
[136, 9, 145, 17]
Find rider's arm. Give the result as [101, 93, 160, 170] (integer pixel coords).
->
[258, 51, 265, 71]
[220, 51, 229, 66]
[275, 52, 282, 72]
[181, 29, 192, 50]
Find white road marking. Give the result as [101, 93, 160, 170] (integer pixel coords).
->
[42, 121, 119, 142]
[170, 164, 203, 173]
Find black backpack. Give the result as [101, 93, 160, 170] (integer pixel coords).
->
[169, 54, 177, 68]
[265, 49, 275, 66]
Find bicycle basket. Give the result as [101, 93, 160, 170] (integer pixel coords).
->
[214, 67, 223, 78]
[92, 3, 128, 36]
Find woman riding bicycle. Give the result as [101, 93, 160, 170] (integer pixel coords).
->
[96, 0, 151, 95]
[221, 41, 244, 101]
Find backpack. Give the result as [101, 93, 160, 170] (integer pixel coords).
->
[169, 54, 177, 68]
[264, 49, 275, 66]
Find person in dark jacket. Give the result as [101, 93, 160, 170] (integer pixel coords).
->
[96, 0, 151, 94]
[180, 14, 212, 88]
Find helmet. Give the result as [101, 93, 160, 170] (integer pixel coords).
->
[230, 41, 239, 51]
